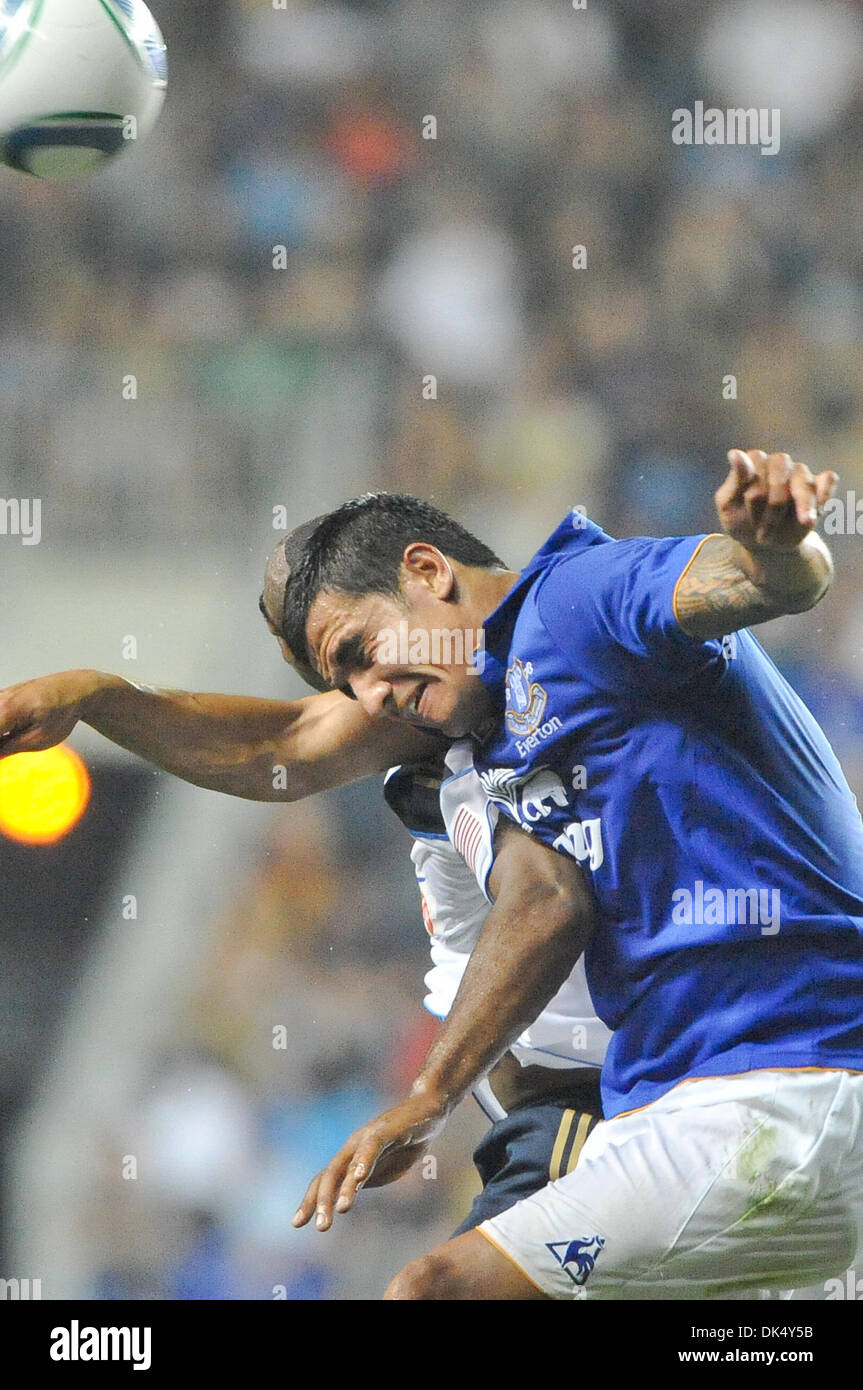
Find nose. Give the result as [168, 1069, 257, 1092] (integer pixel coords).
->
[351, 671, 394, 718]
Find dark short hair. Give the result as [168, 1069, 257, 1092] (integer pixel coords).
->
[282, 493, 505, 665]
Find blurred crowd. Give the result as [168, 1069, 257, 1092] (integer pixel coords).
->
[3, 0, 863, 556]
[89, 786, 488, 1300]
[4, 0, 863, 1297]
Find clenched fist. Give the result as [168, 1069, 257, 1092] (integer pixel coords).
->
[0, 671, 99, 758]
[716, 449, 837, 552]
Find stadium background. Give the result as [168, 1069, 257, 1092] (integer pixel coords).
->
[2, 0, 863, 1299]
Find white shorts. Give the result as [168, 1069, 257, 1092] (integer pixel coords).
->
[479, 1068, 863, 1300]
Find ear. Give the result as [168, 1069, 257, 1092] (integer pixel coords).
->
[401, 543, 455, 599]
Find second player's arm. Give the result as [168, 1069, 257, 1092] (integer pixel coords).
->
[0, 670, 441, 801]
[294, 819, 594, 1229]
[406, 821, 593, 1110]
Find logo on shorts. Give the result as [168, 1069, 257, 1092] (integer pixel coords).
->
[546, 1234, 606, 1286]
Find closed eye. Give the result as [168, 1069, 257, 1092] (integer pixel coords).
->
[332, 632, 372, 686]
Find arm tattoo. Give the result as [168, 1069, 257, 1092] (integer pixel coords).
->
[674, 534, 830, 640]
[673, 536, 768, 639]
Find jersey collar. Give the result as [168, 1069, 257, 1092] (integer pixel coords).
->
[478, 511, 614, 698]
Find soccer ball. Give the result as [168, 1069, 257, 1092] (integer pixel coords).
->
[0, 0, 167, 179]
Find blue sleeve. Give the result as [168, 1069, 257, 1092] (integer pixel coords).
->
[535, 534, 724, 692]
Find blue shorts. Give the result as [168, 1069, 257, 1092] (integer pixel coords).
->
[453, 1094, 602, 1236]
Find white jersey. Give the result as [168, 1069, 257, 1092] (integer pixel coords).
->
[398, 740, 611, 1077]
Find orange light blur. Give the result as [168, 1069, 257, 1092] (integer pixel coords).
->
[0, 745, 91, 845]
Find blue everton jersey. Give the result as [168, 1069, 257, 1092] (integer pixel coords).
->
[474, 511, 863, 1118]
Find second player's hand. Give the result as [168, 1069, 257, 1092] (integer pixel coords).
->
[0, 670, 99, 757]
[717, 449, 837, 551]
[292, 1093, 448, 1232]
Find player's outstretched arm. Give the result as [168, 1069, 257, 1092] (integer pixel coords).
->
[0, 671, 441, 801]
[674, 449, 837, 640]
[293, 819, 594, 1231]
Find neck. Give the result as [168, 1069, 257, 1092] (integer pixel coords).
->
[462, 566, 520, 627]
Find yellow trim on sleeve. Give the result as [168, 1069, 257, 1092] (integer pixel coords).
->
[476, 1226, 548, 1295]
[671, 532, 724, 632]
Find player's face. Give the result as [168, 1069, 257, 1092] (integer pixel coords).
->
[305, 587, 494, 737]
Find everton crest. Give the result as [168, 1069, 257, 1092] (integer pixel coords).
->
[504, 657, 548, 738]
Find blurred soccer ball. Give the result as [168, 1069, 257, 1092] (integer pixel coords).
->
[0, 0, 167, 179]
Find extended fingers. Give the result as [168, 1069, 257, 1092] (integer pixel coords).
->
[311, 1154, 354, 1231]
[334, 1138, 384, 1214]
[292, 1132, 386, 1232]
[293, 1145, 353, 1231]
[292, 1171, 326, 1229]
